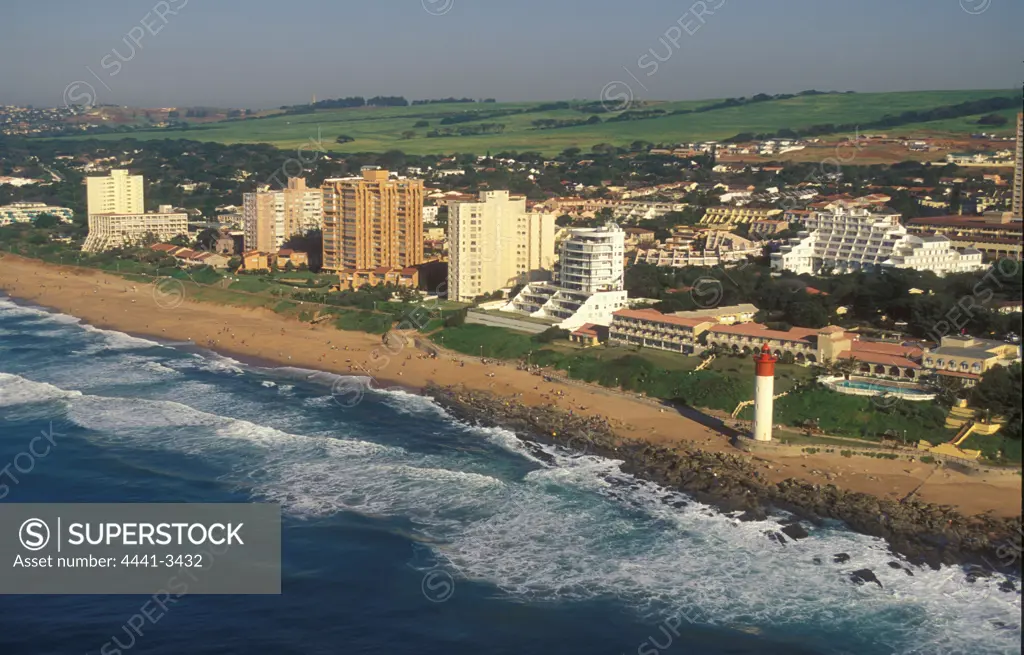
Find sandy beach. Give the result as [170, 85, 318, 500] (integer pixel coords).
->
[0, 253, 1020, 518]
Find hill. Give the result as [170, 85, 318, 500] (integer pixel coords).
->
[44, 89, 1020, 156]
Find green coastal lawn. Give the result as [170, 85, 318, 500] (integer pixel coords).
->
[48, 89, 1018, 155]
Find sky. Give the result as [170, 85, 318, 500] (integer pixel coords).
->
[0, 0, 1021, 109]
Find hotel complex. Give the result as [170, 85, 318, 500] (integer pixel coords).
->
[502, 223, 627, 330]
[0, 202, 73, 226]
[321, 168, 424, 272]
[447, 191, 556, 302]
[82, 170, 188, 252]
[242, 177, 323, 253]
[772, 206, 985, 276]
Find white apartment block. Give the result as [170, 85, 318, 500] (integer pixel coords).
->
[502, 223, 627, 330]
[86, 169, 144, 217]
[772, 207, 986, 276]
[0, 202, 73, 226]
[82, 206, 188, 252]
[242, 177, 323, 253]
[448, 191, 556, 302]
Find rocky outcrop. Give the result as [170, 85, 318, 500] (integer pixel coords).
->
[426, 383, 1023, 571]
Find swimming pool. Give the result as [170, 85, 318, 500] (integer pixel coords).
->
[821, 376, 936, 401]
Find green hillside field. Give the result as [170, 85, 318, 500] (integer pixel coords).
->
[48, 89, 1019, 155]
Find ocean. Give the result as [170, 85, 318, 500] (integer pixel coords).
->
[0, 294, 1019, 655]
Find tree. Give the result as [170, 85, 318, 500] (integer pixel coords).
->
[401, 131, 416, 140]
[32, 213, 64, 229]
[195, 228, 219, 251]
[413, 120, 429, 128]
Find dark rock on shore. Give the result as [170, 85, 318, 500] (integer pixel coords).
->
[850, 568, 882, 588]
[781, 522, 810, 540]
[425, 383, 1023, 572]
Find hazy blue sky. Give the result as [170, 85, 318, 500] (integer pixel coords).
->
[1, 0, 1021, 108]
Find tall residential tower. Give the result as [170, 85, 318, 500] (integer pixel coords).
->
[448, 190, 556, 302]
[321, 168, 424, 272]
[242, 177, 323, 253]
[86, 169, 144, 217]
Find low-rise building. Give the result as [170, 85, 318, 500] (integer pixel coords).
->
[242, 251, 275, 271]
[335, 267, 419, 291]
[669, 303, 758, 325]
[609, 309, 715, 355]
[276, 249, 309, 268]
[922, 335, 1021, 386]
[0, 202, 74, 226]
[699, 206, 782, 229]
[82, 205, 189, 252]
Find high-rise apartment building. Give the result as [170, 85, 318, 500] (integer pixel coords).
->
[242, 177, 323, 252]
[503, 223, 628, 330]
[83, 170, 188, 252]
[86, 169, 144, 216]
[448, 191, 556, 301]
[1013, 112, 1023, 219]
[321, 168, 424, 272]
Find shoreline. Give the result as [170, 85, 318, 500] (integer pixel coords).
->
[0, 254, 1021, 562]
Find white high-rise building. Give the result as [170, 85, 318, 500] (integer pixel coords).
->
[772, 207, 985, 276]
[502, 223, 627, 330]
[1013, 112, 1022, 219]
[242, 177, 323, 253]
[448, 191, 556, 302]
[87, 169, 144, 217]
[83, 170, 188, 252]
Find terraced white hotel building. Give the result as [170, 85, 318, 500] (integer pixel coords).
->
[502, 223, 627, 330]
[772, 206, 985, 276]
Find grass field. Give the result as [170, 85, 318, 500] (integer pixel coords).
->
[49, 89, 1019, 155]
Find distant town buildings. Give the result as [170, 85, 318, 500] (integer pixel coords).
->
[0, 202, 73, 226]
[633, 227, 761, 269]
[773, 206, 985, 276]
[503, 223, 627, 330]
[242, 177, 323, 253]
[699, 206, 782, 230]
[321, 168, 424, 273]
[905, 214, 1022, 261]
[447, 190, 556, 302]
[82, 170, 187, 252]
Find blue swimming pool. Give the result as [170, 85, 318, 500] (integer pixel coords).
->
[832, 379, 932, 396]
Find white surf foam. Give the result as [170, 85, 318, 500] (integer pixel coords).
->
[0, 372, 83, 407]
[26, 369, 1019, 655]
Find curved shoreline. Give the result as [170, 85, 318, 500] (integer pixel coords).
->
[426, 383, 1023, 573]
[0, 254, 1021, 570]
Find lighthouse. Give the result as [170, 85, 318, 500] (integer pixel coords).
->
[752, 343, 777, 442]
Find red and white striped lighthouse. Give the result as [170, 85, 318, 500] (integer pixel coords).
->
[753, 343, 777, 442]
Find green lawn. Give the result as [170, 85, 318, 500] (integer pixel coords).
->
[43, 90, 1018, 155]
[740, 386, 953, 444]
